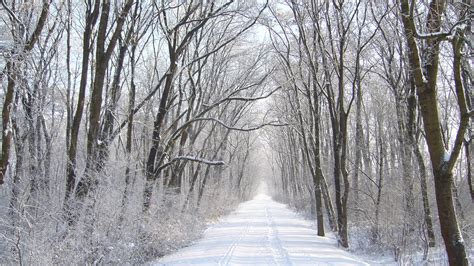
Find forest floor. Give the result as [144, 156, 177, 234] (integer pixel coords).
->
[154, 189, 370, 265]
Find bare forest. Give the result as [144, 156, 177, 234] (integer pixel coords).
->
[0, 0, 472, 265]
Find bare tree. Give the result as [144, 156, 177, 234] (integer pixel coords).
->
[0, 0, 51, 185]
[399, 0, 471, 264]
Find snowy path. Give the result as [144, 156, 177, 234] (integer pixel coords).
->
[154, 192, 368, 265]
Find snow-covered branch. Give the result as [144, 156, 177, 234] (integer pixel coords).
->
[173, 156, 225, 166]
[190, 118, 288, 132]
[0, 0, 24, 27]
[413, 16, 470, 41]
[156, 155, 225, 173]
[204, 86, 281, 111]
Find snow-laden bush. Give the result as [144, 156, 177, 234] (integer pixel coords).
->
[0, 155, 248, 264]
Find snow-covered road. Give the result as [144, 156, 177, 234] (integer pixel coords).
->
[155, 190, 368, 266]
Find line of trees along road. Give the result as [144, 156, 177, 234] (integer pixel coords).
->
[0, 1, 273, 264]
[0, 0, 472, 265]
[265, 0, 472, 265]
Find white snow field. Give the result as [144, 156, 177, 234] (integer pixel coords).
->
[155, 185, 368, 265]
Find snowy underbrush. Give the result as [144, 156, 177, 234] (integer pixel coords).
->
[348, 200, 474, 265]
[348, 224, 430, 265]
[348, 218, 474, 265]
[273, 191, 313, 216]
[271, 188, 474, 265]
[0, 164, 245, 265]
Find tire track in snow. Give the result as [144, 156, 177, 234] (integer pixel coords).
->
[156, 190, 369, 265]
[265, 205, 292, 266]
[217, 216, 252, 266]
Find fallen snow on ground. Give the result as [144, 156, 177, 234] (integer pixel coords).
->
[154, 188, 368, 265]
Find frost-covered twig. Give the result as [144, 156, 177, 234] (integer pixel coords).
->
[190, 118, 288, 132]
[156, 155, 225, 173]
[409, 9, 471, 41]
[183, 0, 269, 68]
[414, 19, 469, 40]
[205, 85, 281, 108]
[173, 156, 225, 165]
[0, 0, 24, 27]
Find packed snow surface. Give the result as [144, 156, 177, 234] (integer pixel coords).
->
[155, 186, 368, 265]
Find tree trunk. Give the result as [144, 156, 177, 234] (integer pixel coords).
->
[399, 0, 469, 263]
[77, 0, 133, 202]
[395, 98, 414, 220]
[321, 175, 337, 232]
[64, 1, 100, 215]
[9, 114, 24, 222]
[119, 44, 137, 224]
[293, 83, 325, 236]
[143, 60, 177, 213]
[353, 82, 363, 210]
[0, 0, 51, 186]
[464, 140, 474, 202]
[41, 117, 52, 197]
[435, 170, 468, 264]
[99, 40, 128, 168]
[372, 120, 384, 244]
[413, 144, 436, 247]
[407, 78, 436, 247]
[313, 102, 325, 236]
[0, 62, 16, 185]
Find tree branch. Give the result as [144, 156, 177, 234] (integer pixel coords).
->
[190, 118, 288, 132]
[155, 155, 225, 173]
[0, 0, 23, 27]
[25, 0, 52, 52]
